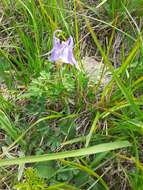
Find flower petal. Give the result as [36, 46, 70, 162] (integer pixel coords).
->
[49, 30, 79, 69]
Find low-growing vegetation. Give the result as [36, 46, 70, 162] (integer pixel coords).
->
[0, 0, 143, 189]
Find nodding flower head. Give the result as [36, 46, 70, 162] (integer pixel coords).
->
[49, 30, 79, 69]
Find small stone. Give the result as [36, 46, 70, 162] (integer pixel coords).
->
[82, 56, 111, 86]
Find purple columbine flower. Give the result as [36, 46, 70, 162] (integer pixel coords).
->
[49, 30, 79, 69]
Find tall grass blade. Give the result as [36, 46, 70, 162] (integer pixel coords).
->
[0, 110, 25, 147]
[0, 141, 130, 167]
[84, 16, 142, 118]
[85, 112, 100, 147]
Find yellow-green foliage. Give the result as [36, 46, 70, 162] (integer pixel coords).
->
[15, 168, 47, 190]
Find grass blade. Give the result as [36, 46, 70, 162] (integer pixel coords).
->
[0, 110, 25, 147]
[0, 141, 130, 167]
[61, 159, 109, 190]
[84, 15, 142, 118]
[85, 112, 100, 147]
